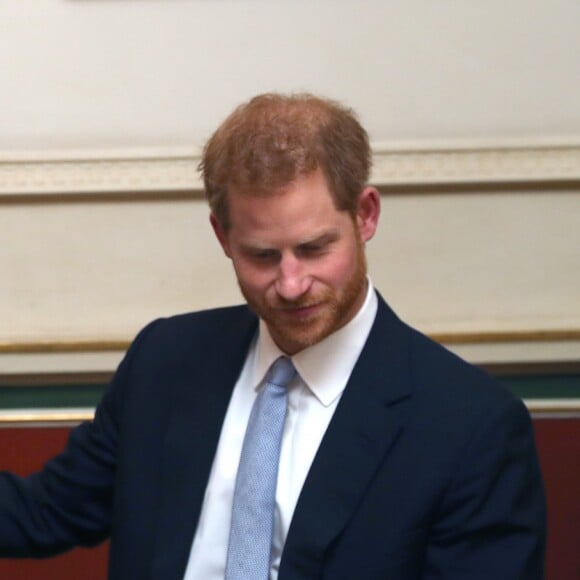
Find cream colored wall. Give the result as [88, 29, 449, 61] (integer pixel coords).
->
[0, 0, 579, 373]
[2, 0, 579, 147]
[2, 189, 578, 339]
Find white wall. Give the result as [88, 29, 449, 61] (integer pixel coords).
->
[0, 0, 579, 373]
[1, 0, 579, 149]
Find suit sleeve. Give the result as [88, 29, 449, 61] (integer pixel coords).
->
[0, 321, 155, 558]
[424, 396, 546, 579]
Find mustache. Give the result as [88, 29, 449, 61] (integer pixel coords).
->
[268, 290, 332, 310]
[271, 298, 318, 309]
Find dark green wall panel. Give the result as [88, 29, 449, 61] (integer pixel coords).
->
[1, 373, 579, 410]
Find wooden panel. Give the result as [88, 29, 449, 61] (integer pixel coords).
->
[1, 419, 579, 579]
[0, 428, 108, 579]
[533, 418, 580, 580]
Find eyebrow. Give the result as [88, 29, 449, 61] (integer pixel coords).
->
[238, 231, 339, 254]
[298, 231, 339, 247]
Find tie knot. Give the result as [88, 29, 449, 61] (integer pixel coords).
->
[266, 356, 296, 388]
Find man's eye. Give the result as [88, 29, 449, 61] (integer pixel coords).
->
[252, 250, 277, 261]
[301, 244, 325, 256]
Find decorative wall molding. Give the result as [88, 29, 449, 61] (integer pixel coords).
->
[1, 140, 579, 197]
[0, 340, 128, 354]
[0, 408, 94, 426]
[372, 139, 580, 186]
[0, 148, 200, 196]
[1, 401, 578, 427]
[526, 400, 580, 414]
[1, 328, 580, 354]
[1, 331, 579, 376]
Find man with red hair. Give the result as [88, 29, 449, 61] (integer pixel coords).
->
[0, 93, 546, 579]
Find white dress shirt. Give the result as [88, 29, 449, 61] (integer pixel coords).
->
[183, 283, 378, 580]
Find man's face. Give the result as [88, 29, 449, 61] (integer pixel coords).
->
[211, 169, 380, 355]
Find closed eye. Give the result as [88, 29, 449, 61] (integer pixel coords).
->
[297, 233, 338, 257]
[298, 243, 326, 257]
[249, 249, 280, 262]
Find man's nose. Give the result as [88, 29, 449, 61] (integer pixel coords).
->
[275, 256, 311, 302]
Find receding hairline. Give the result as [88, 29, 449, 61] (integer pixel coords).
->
[200, 92, 371, 230]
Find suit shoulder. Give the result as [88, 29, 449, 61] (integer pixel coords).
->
[129, 304, 257, 355]
[405, 324, 519, 415]
[160, 303, 254, 329]
[373, 294, 516, 411]
[374, 294, 505, 400]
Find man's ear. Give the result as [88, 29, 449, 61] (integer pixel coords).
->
[355, 187, 381, 242]
[210, 213, 231, 258]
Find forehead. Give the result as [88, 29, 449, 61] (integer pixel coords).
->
[226, 170, 350, 243]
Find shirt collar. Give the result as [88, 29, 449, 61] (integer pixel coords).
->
[254, 279, 378, 407]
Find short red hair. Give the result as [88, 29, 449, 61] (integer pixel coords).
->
[200, 93, 371, 230]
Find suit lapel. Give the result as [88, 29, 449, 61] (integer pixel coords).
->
[280, 296, 414, 579]
[151, 308, 258, 580]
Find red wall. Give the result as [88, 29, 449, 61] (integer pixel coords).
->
[533, 418, 580, 580]
[0, 428, 108, 579]
[1, 419, 579, 579]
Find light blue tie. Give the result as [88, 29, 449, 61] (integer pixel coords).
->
[225, 356, 296, 580]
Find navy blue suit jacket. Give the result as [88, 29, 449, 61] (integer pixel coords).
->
[0, 294, 546, 578]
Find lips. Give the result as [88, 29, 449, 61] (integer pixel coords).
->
[278, 303, 322, 319]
